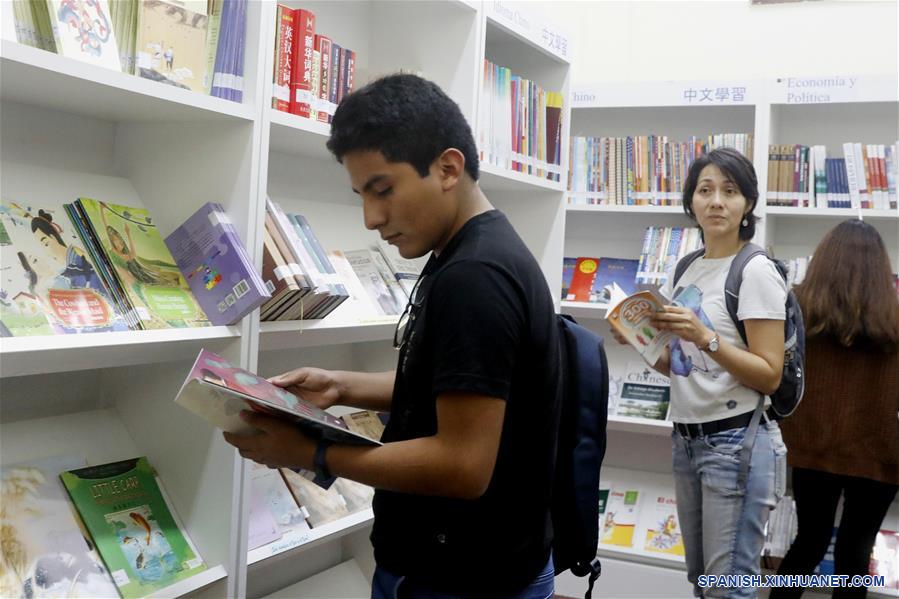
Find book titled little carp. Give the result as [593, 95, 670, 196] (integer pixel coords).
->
[175, 348, 383, 446]
[59, 457, 206, 599]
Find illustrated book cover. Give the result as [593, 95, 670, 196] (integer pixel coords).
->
[59, 457, 206, 599]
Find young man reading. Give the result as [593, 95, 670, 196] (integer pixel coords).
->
[223, 74, 561, 598]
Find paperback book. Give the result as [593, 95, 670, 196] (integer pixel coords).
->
[0, 455, 118, 598]
[136, 0, 209, 93]
[280, 469, 350, 528]
[59, 457, 206, 599]
[174, 348, 383, 446]
[643, 494, 685, 556]
[600, 487, 641, 548]
[616, 361, 671, 420]
[605, 287, 671, 366]
[47, 0, 122, 71]
[0, 199, 130, 337]
[165, 202, 269, 325]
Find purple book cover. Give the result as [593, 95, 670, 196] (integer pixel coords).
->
[165, 203, 269, 325]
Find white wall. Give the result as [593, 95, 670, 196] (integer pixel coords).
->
[537, 0, 898, 84]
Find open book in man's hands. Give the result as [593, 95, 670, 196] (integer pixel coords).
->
[605, 283, 672, 366]
[175, 349, 382, 447]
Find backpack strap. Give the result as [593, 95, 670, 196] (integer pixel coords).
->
[723, 242, 769, 346]
[672, 248, 705, 290]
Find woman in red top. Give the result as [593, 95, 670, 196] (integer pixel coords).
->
[773, 219, 899, 598]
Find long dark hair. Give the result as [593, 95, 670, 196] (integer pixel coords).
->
[796, 220, 899, 352]
[30, 209, 66, 247]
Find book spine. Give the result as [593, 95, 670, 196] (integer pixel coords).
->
[272, 5, 294, 112]
[289, 9, 315, 118]
[315, 34, 332, 124]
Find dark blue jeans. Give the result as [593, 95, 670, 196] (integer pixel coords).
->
[371, 553, 554, 599]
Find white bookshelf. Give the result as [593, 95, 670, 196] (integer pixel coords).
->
[565, 75, 899, 594]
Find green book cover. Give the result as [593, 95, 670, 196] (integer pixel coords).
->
[60, 457, 206, 599]
[75, 198, 209, 329]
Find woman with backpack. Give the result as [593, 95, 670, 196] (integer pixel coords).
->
[771, 220, 899, 599]
[613, 147, 789, 598]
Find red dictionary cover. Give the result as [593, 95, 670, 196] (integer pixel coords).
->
[289, 9, 315, 118]
[272, 5, 295, 113]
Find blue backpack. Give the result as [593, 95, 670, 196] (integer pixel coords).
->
[672, 242, 806, 418]
[552, 314, 608, 599]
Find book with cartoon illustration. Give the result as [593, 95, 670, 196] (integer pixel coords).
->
[59, 457, 206, 599]
[248, 464, 311, 551]
[643, 493, 685, 556]
[605, 286, 672, 366]
[47, 0, 122, 71]
[174, 348, 383, 446]
[68, 198, 209, 330]
[0, 455, 118, 599]
[0, 199, 131, 337]
[600, 487, 641, 548]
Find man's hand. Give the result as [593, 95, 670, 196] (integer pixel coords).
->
[222, 411, 317, 469]
[268, 367, 343, 410]
[651, 305, 713, 347]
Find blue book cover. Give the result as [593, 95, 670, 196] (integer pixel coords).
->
[561, 257, 577, 300]
[165, 202, 269, 325]
[591, 258, 639, 304]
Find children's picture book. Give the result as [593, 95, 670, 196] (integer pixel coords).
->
[0, 199, 130, 337]
[332, 478, 374, 514]
[70, 198, 209, 330]
[165, 202, 269, 325]
[280, 469, 350, 528]
[617, 361, 671, 420]
[59, 457, 206, 599]
[136, 0, 209, 93]
[643, 494, 685, 556]
[605, 287, 671, 366]
[47, 0, 122, 71]
[600, 488, 640, 548]
[0, 455, 118, 599]
[174, 348, 383, 446]
[247, 483, 281, 551]
[247, 464, 311, 551]
[591, 258, 639, 304]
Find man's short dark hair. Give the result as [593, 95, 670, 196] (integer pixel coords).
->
[682, 147, 759, 241]
[326, 74, 480, 181]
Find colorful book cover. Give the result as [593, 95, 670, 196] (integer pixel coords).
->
[340, 410, 386, 441]
[0, 455, 118, 598]
[566, 257, 599, 302]
[165, 202, 269, 325]
[280, 469, 350, 528]
[74, 198, 209, 329]
[561, 257, 577, 301]
[617, 361, 671, 420]
[591, 258, 639, 304]
[136, 0, 209, 93]
[174, 348, 383, 446]
[271, 4, 294, 112]
[643, 494, 685, 556]
[48, 0, 121, 71]
[605, 289, 671, 366]
[59, 457, 206, 599]
[0, 199, 130, 337]
[600, 488, 640, 547]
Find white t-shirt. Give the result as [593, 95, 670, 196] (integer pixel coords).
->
[659, 253, 787, 424]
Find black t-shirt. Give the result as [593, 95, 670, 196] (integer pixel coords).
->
[371, 210, 561, 595]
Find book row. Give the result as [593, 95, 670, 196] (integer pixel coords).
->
[567, 134, 755, 206]
[598, 483, 685, 557]
[477, 60, 565, 182]
[766, 142, 899, 210]
[12, 0, 247, 101]
[270, 4, 357, 122]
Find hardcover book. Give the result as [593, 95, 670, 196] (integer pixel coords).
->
[59, 457, 206, 599]
[0, 199, 130, 336]
[165, 202, 269, 325]
[566, 257, 599, 302]
[0, 455, 118, 598]
[591, 258, 639, 304]
[48, 0, 122, 71]
[174, 348, 383, 446]
[71, 198, 209, 330]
